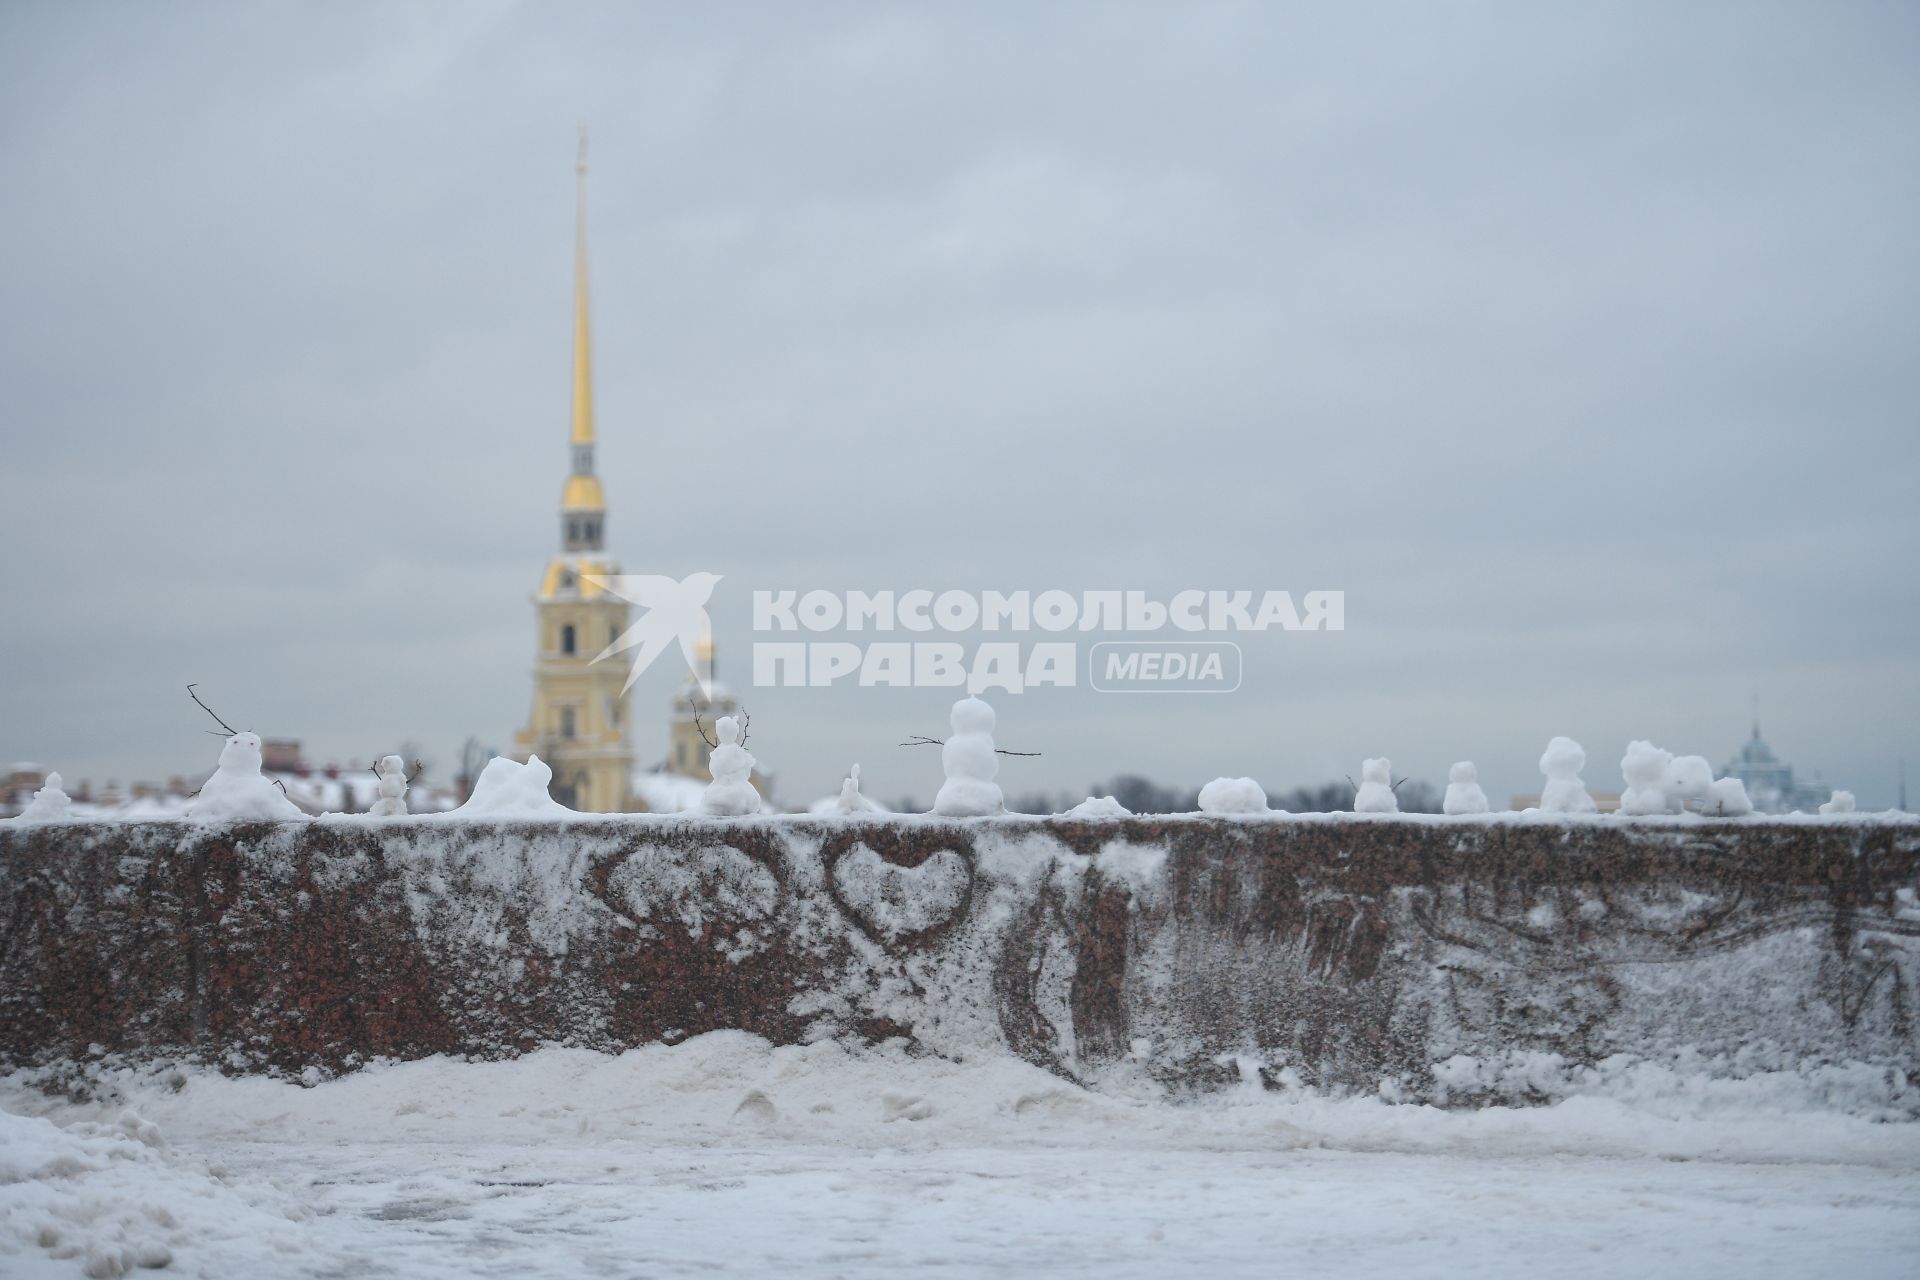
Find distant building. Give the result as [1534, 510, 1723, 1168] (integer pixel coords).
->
[1721, 721, 1829, 814]
[259, 739, 304, 773]
[1, 763, 47, 817]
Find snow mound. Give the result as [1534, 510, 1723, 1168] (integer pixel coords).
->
[455, 755, 572, 818]
[1063, 795, 1132, 819]
[0, 1104, 305, 1277]
[1705, 776, 1753, 817]
[1198, 777, 1267, 815]
[832, 764, 885, 814]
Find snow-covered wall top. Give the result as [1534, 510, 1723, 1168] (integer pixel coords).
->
[2, 816, 1916, 1104]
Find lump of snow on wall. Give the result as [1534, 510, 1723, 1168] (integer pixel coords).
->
[1198, 777, 1267, 815]
[455, 755, 572, 818]
[833, 764, 885, 814]
[1705, 777, 1754, 817]
[1062, 795, 1131, 819]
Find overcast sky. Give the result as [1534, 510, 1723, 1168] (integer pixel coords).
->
[2, 1, 1915, 809]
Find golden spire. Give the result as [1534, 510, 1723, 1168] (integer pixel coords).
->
[569, 125, 595, 450]
[558, 126, 605, 532]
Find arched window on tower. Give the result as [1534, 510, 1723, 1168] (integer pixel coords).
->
[560, 706, 576, 740]
[561, 624, 576, 655]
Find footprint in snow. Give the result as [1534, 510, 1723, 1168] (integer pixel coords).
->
[732, 1089, 779, 1127]
[882, 1093, 933, 1122]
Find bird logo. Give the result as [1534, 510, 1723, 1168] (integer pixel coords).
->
[583, 571, 723, 696]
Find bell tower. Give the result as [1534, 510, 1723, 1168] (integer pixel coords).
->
[513, 129, 635, 812]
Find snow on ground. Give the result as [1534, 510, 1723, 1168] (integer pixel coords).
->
[2, 1034, 1916, 1278]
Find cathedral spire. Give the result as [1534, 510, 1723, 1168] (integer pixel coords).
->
[570, 125, 595, 456]
[560, 125, 605, 553]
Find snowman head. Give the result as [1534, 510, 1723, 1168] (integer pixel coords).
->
[377, 754, 406, 780]
[1539, 736, 1585, 779]
[1361, 757, 1390, 784]
[1621, 740, 1669, 787]
[218, 732, 264, 773]
[950, 696, 995, 736]
[1449, 761, 1476, 785]
[716, 715, 741, 746]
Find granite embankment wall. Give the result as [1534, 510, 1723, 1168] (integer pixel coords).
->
[2, 816, 1916, 1099]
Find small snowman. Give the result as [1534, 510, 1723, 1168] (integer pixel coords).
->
[1818, 790, 1856, 815]
[368, 755, 409, 817]
[834, 763, 884, 814]
[1661, 755, 1713, 813]
[189, 732, 307, 821]
[1354, 758, 1398, 813]
[701, 715, 760, 816]
[1704, 776, 1753, 817]
[933, 696, 1004, 817]
[14, 771, 71, 822]
[1442, 762, 1488, 815]
[1618, 740, 1673, 816]
[1537, 737, 1596, 814]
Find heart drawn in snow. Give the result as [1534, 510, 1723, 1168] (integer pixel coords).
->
[826, 837, 975, 947]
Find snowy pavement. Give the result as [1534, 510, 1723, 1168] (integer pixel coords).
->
[4, 1034, 1917, 1278]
